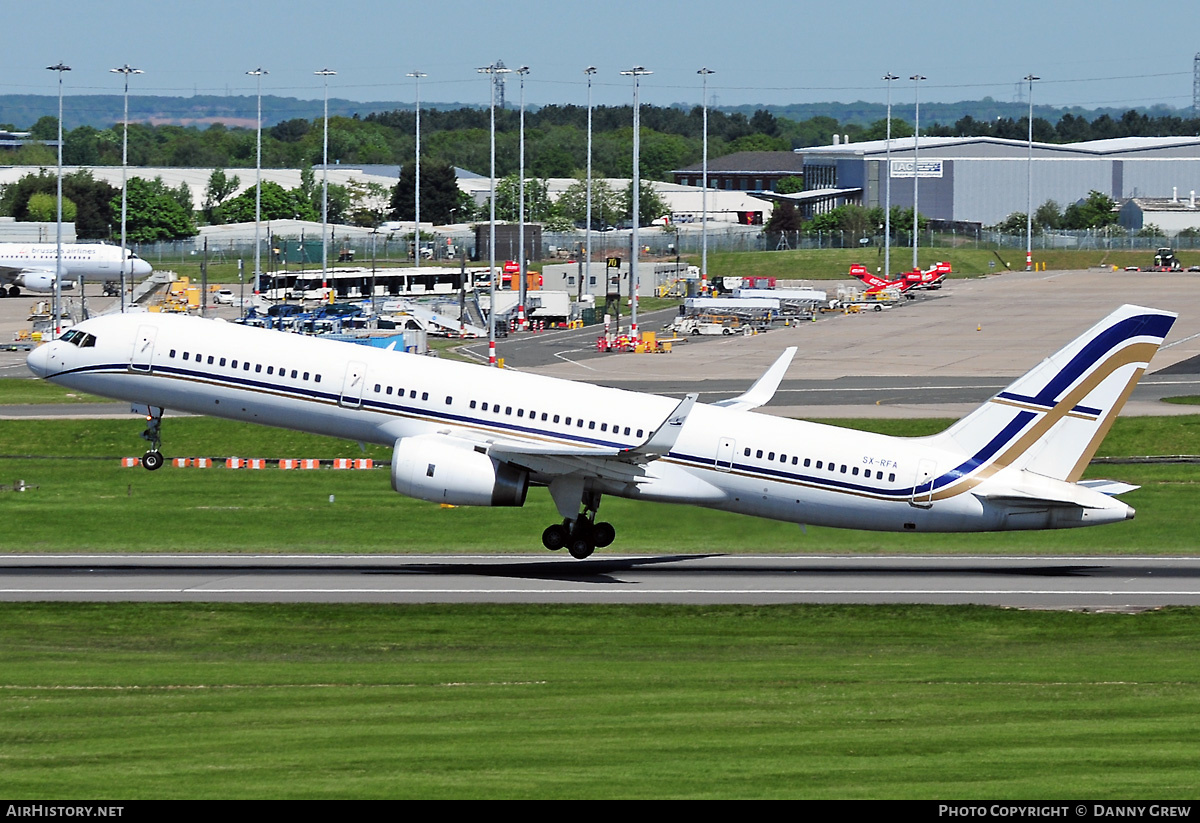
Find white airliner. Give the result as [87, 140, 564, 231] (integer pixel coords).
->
[26, 304, 1175, 558]
[0, 243, 153, 297]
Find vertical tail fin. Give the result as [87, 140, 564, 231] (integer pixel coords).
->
[931, 305, 1176, 483]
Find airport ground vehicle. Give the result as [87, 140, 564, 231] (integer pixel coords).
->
[672, 314, 741, 336]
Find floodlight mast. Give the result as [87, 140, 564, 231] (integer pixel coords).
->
[315, 68, 337, 290]
[478, 62, 512, 366]
[910, 74, 925, 271]
[407, 71, 426, 275]
[698, 67, 714, 294]
[516, 66, 529, 331]
[246, 67, 267, 305]
[111, 64, 142, 314]
[882, 72, 898, 282]
[47, 62, 70, 337]
[621, 66, 651, 341]
[584, 67, 596, 297]
[1025, 74, 1040, 271]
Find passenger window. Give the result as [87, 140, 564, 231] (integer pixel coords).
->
[421, 392, 428, 401]
[518, 409, 525, 417]
[506, 406, 512, 415]
[744, 448, 751, 457]
[169, 349, 176, 358]
[303, 372, 309, 381]
[291, 370, 298, 379]
[386, 386, 393, 395]
[445, 396, 452, 405]
[183, 352, 190, 361]
[374, 384, 381, 393]
[852, 467, 859, 476]
[267, 366, 274, 375]
[255, 364, 262, 373]
[768, 452, 775, 460]
[816, 461, 823, 469]
[220, 358, 227, 367]
[553, 415, 560, 423]
[588, 421, 595, 430]
[470, 400, 477, 409]
[756, 450, 763, 458]
[888, 473, 896, 482]
[207, 356, 214, 365]
[600, 423, 607, 431]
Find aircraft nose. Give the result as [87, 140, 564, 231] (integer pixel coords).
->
[136, 259, 153, 277]
[27, 343, 51, 378]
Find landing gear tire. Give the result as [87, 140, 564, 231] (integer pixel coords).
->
[568, 535, 595, 560]
[592, 521, 615, 549]
[541, 523, 568, 551]
[142, 450, 164, 471]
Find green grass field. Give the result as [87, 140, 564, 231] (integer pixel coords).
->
[3, 602, 1199, 799]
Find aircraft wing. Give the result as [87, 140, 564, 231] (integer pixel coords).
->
[467, 393, 700, 484]
[0, 263, 52, 279]
[712, 348, 795, 411]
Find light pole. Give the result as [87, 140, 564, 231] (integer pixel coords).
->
[478, 62, 511, 366]
[621, 66, 651, 340]
[246, 67, 267, 304]
[698, 67, 714, 295]
[1025, 73, 1040, 271]
[407, 70, 426, 274]
[883, 72, 898, 281]
[315, 68, 336, 292]
[584, 66, 596, 298]
[516, 66, 530, 330]
[110, 64, 141, 314]
[910, 74, 925, 271]
[47, 62, 70, 336]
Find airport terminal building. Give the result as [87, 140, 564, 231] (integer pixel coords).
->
[792, 136, 1200, 230]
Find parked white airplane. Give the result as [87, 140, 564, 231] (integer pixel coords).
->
[26, 304, 1175, 558]
[0, 243, 153, 297]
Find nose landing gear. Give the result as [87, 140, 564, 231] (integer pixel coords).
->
[137, 405, 165, 471]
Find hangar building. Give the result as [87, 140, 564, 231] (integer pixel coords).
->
[791, 136, 1200, 228]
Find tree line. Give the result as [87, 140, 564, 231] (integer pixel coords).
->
[8, 104, 1197, 187]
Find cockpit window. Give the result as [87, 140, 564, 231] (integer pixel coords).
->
[60, 330, 97, 348]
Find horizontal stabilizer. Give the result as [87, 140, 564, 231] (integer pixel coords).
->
[712, 347, 796, 412]
[1077, 479, 1140, 496]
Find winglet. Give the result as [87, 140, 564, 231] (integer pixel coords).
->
[624, 393, 698, 458]
[712, 347, 796, 411]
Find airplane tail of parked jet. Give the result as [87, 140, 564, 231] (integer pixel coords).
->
[925, 304, 1175, 491]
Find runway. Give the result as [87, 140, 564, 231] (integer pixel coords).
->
[4, 554, 1200, 609]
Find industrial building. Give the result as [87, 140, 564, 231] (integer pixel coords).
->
[785, 135, 1200, 230]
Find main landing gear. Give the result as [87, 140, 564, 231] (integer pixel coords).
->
[138, 405, 164, 471]
[542, 483, 615, 559]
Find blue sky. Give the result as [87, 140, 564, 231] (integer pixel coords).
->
[7, 0, 1200, 114]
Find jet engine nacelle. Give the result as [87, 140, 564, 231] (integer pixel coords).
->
[391, 435, 529, 507]
[13, 272, 72, 293]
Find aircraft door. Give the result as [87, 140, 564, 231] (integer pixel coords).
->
[130, 325, 158, 373]
[715, 437, 736, 471]
[910, 459, 936, 508]
[339, 361, 367, 409]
